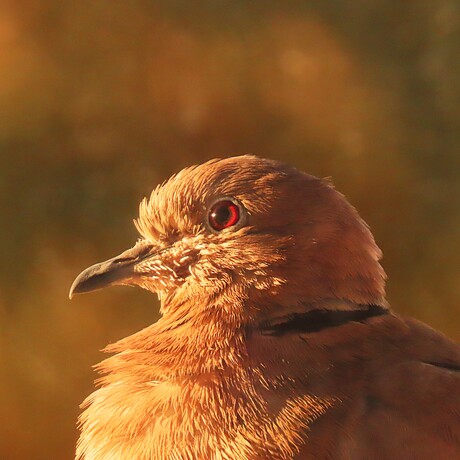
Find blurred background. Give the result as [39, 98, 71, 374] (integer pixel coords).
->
[0, 0, 459, 458]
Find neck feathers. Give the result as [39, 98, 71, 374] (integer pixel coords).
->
[76, 297, 336, 460]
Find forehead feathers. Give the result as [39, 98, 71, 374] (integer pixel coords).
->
[135, 155, 293, 241]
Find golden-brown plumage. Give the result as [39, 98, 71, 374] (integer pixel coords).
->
[70, 156, 460, 459]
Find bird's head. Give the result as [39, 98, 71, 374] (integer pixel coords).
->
[70, 156, 387, 322]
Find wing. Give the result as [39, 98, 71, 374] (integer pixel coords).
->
[249, 307, 460, 459]
[348, 317, 460, 460]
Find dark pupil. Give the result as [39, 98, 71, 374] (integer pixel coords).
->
[209, 200, 240, 230]
[214, 205, 231, 225]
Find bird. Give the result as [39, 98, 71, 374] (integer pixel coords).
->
[70, 155, 460, 460]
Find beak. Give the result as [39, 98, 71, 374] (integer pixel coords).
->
[69, 241, 156, 299]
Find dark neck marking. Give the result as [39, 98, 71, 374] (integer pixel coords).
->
[259, 304, 388, 336]
[423, 361, 460, 372]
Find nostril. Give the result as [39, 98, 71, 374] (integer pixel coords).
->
[112, 257, 136, 265]
[111, 242, 157, 266]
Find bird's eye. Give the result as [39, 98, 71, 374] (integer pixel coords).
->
[208, 199, 241, 231]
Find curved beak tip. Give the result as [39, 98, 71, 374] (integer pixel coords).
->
[68, 242, 155, 301]
[68, 242, 152, 301]
[68, 280, 78, 300]
[68, 268, 93, 300]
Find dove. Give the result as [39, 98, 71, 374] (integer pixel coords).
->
[70, 155, 460, 459]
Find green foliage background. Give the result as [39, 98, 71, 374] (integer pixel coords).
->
[0, 1, 459, 458]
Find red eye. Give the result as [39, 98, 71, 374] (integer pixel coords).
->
[208, 200, 241, 231]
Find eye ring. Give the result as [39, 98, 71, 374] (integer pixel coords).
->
[207, 198, 246, 232]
